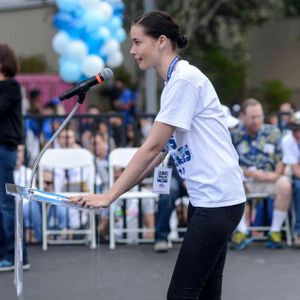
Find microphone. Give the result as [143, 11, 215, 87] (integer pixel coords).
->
[58, 68, 113, 101]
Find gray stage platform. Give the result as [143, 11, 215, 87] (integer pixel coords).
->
[1, 242, 300, 300]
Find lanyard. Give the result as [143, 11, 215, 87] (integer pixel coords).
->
[167, 56, 180, 82]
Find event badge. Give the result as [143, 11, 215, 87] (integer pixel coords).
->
[153, 166, 172, 194]
[263, 143, 275, 154]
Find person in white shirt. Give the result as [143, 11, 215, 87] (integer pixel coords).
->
[70, 11, 245, 300]
[282, 111, 300, 247]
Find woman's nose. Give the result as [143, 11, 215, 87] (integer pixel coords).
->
[130, 46, 135, 56]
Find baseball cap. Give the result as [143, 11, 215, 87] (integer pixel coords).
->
[221, 105, 240, 128]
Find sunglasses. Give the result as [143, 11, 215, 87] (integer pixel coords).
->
[44, 181, 53, 185]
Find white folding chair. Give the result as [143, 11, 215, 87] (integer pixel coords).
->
[246, 192, 292, 246]
[108, 147, 158, 249]
[38, 148, 96, 250]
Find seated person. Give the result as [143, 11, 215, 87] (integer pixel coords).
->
[50, 128, 92, 230]
[230, 98, 292, 250]
[80, 105, 110, 149]
[106, 167, 155, 242]
[282, 111, 300, 247]
[88, 132, 109, 241]
[44, 170, 68, 233]
[14, 145, 41, 242]
[278, 101, 295, 131]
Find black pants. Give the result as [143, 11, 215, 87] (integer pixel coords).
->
[167, 202, 245, 300]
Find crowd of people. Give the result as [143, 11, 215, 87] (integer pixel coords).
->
[20, 86, 300, 254]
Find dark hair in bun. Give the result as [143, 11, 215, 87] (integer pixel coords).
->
[177, 35, 188, 49]
[133, 10, 188, 50]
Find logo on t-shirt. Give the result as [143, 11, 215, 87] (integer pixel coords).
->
[167, 137, 192, 176]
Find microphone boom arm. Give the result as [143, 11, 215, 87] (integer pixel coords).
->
[28, 99, 81, 188]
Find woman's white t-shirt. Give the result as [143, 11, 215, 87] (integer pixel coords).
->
[155, 60, 246, 208]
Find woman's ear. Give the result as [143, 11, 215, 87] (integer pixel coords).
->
[158, 35, 168, 50]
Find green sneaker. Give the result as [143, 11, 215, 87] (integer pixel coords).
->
[266, 231, 284, 249]
[230, 231, 253, 250]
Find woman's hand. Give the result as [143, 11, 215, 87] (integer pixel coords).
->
[68, 193, 112, 208]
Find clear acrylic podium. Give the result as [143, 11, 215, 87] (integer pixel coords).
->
[5, 183, 101, 213]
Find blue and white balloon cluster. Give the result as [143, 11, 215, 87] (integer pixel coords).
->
[52, 0, 125, 83]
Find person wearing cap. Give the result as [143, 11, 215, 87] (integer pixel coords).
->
[221, 105, 240, 130]
[282, 111, 300, 247]
[230, 98, 292, 250]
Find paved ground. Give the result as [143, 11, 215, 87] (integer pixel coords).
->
[1, 241, 300, 300]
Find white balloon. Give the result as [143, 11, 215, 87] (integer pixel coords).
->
[52, 31, 71, 55]
[95, 2, 113, 21]
[83, 9, 105, 32]
[107, 50, 123, 68]
[103, 38, 120, 53]
[106, 0, 122, 6]
[82, 55, 104, 77]
[66, 40, 88, 61]
[59, 60, 82, 83]
[78, 0, 100, 9]
[98, 26, 110, 40]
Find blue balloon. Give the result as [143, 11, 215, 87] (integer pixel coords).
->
[54, 0, 126, 83]
[56, 0, 79, 13]
[99, 47, 108, 62]
[53, 11, 73, 30]
[59, 60, 82, 83]
[73, 8, 84, 19]
[58, 55, 68, 66]
[113, 2, 125, 17]
[107, 16, 122, 32]
[114, 27, 126, 43]
[78, 73, 87, 81]
[101, 53, 108, 63]
[86, 31, 105, 54]
[68, 18, 85, 38]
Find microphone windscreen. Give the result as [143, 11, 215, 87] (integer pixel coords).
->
[102, 68, 113, 81]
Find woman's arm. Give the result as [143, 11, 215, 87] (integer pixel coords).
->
[69, 121, 175, 208]
[127, 149, 168, 191]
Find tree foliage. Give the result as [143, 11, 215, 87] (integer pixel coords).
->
[19, 54, 48, 73]
[123, 0, 296, 49]
[262, 80, 293, 112]
[123, 0, 300, 105]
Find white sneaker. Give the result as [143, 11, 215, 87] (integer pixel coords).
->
[0, 260, 30, 272]
[0, 260, 14, 272]
[294, 235, 300, 248]
[154, 240, 169, 253]
[23, 263, 31, 270]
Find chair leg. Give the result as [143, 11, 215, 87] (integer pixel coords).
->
[90, 212, 96, 249]
[109, 204, 115, 250]
[42, 203, 48, 251]
[284, 217, 292, 246]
